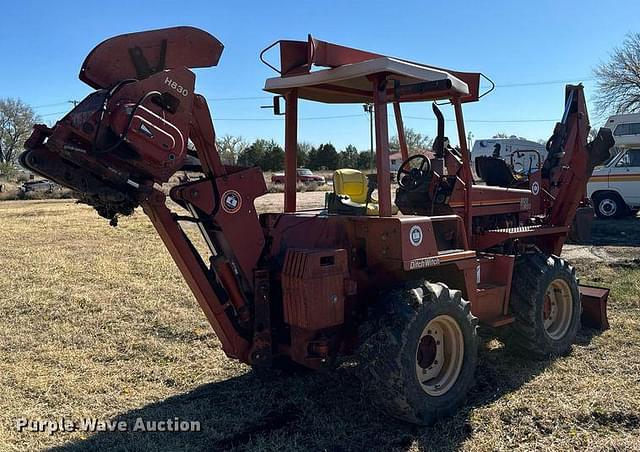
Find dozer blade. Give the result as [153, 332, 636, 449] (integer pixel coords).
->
[579, 284, 610, 330]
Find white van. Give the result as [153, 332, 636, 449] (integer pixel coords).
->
[588, 147, 640, 218]
[586, 114, 640, 218]
[471, 137, 547, 175]
[603, 113, 640, 147]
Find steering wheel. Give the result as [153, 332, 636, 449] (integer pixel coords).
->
[398, 154, 432, 190]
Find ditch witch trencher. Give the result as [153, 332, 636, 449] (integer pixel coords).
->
[22, 27, 612, 424]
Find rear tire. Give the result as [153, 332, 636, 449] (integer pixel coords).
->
[357, 282, 478, 425]
[593, 192, 629, 219]
[507, 253, 581, 358]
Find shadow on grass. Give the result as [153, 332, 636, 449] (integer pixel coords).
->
[47, 328, 604, 452]
[590, 216, 640, 247]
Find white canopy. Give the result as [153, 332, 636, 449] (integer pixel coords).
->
[264, 57, 469, 103]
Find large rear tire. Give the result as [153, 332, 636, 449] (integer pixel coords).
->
[357, 282, 478, 425]
[507, 253, 581, 358]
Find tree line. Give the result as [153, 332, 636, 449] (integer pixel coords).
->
[220, 137, 373, 171]
[216, 128, 434, 172]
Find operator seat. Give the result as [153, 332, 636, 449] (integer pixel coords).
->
[327, 169, 397, 215]
[475, 156, 525, 188]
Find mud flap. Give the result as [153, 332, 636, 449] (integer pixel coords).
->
[579, 284, 610, 330]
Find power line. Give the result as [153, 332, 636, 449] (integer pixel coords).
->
[207, 78, 594, 101]
[33, 101, 73, 109]
[35, 110, 560, 123]
[206, 96, 271, 101]
[216, 114, 363, 122]
[39, 111, 67, 117]
[494, 77, 596, 88]
[404, 115, 557, 123]
[216, 114, 560, 123]
[32, 76, 596, 109]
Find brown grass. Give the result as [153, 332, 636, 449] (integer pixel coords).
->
[0, 198, 638, 451]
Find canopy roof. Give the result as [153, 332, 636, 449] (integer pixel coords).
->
[264, 57, 469, 103]
[261, 36, 483, 104]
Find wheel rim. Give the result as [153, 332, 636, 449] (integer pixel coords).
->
[599, 198, 617, 217]
[543, 278, 573, 340]
[415, 314, 464, 396]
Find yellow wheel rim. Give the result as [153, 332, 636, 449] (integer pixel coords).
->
[415, 315, 464, 396]
[543, 278, 573, 340]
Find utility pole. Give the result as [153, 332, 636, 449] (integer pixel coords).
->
[68, 100, 79, 108]
[467, 131, 473, 150]
[363, 103, 374, 171]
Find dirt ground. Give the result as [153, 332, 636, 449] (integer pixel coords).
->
[563, 215, 640, 264]
[0, 195, 638, 451]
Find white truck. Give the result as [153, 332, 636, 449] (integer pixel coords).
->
[587, 114, 640, 218]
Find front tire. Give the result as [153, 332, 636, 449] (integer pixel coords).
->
[593, 192, 629, 219]
[357, 282, 478, 425]
[507, 253, 581, 358]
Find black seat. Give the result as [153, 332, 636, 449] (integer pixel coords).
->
[475, 156, 519, 187]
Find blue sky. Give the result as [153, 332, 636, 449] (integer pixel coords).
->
[2, 0, 638, 150]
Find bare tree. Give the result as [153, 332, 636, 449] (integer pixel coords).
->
[216, 134, 247, 165]
[297, 141, 313, 166]
[0, 98, 38, 168]
[390, 128, 433, 155]
[594, 33, 640, 114]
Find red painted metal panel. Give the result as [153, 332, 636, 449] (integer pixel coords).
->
[190, 95, 226, 177]
[579, 285, 610, 330]
[282, 249, 348, 329]
[213, 168, 268, 284]
[80, 26, 223, 89]
[141, 190, 250, 361]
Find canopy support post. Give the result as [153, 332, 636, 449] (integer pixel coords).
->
[284, 89, 298, 213]
[372, 75, 392, 217]
[453, 98, 472, 243]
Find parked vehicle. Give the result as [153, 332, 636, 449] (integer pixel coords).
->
[603, 113, 640, 147]
[588, 147, 640, 218]
[19, 179, 57, 193]
[471, 137, 546, 175]
[271, 168, 325, 184]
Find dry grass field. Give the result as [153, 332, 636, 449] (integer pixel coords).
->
[0, 197, 638, 451]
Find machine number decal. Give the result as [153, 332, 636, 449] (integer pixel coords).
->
[221, 190, 242, 214]
[409, 225, 423, 247]
[531, 181, 540, 195]
[409, 257, 441, 270]
[164, 77, 189, 97]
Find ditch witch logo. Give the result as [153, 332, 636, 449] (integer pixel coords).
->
[16, 417, 201, 435]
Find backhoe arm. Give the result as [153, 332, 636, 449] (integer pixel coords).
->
[540, 85, 614, 252]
